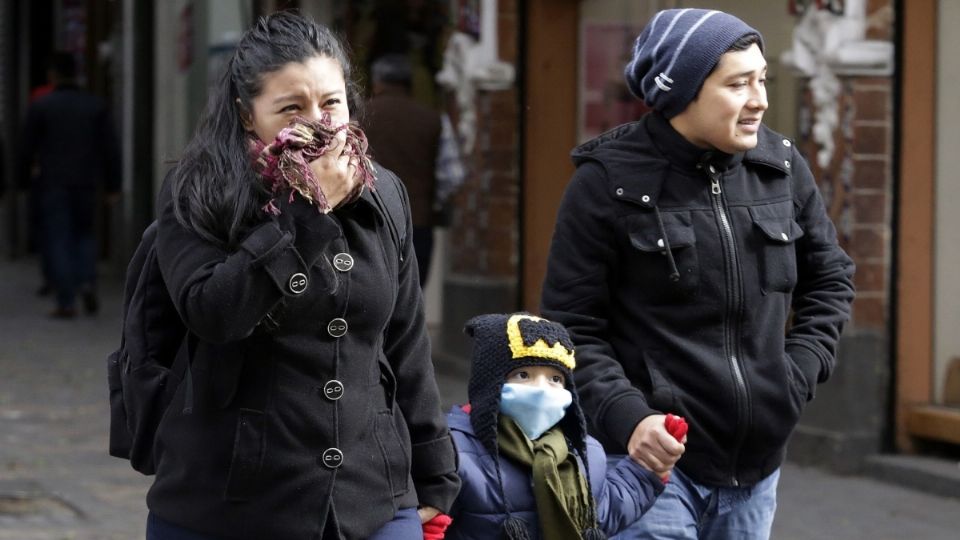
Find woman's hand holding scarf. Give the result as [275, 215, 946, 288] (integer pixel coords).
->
[253, 113, 376, 215]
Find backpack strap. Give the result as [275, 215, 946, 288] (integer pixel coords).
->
[370, 163, 408, 263]
[137, 222, 195, 417]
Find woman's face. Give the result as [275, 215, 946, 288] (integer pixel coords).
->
[241, 55, 349, 143]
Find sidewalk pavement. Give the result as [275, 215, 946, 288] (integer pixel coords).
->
[1, 257, 958, 539]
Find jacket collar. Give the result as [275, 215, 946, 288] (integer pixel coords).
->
[571, 112, 794, 209]
[648, 112, 740, 174]
[355, 181, 387, 214]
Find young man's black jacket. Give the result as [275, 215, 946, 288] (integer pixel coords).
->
[148, 168, 459, 539]
[541, 112, 855, 488]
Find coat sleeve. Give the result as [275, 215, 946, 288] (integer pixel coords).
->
[540, 162, 657, 451]
[381, 175, 460, 512]
[785, 150, 856, 398]
[155, 180, 341, 344]
[587, 440, 663, 535]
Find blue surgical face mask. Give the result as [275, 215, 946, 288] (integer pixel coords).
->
[499, 382, 573, 440]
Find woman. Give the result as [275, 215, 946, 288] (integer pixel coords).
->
[147, 11, 459, 539]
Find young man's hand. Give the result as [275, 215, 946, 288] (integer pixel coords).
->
[628, 414, 686, 478]
[421, 511, 452, 540]
[418, 505, 441, 523]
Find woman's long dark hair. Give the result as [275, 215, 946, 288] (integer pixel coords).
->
[172, 11, 362, 247]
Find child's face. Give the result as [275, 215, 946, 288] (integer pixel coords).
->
[505, 365, 565, 389]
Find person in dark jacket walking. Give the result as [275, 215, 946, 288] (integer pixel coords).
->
[363, 53, 442, 286]
[19, 51, 121, 318]
[446, 313, 670, 540]
[145, 12, 459, 540]
[540, 9, 855, 540]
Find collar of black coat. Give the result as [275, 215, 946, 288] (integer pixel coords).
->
[354, 180, 381, 213]
[570, 111, 795, 209]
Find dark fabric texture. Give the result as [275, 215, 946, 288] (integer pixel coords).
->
[0, 134, 5, 198]
[363, 91, 442, 228]
[146, 165, 459, 539]
[497, 416, 593, 540]
[446, 407, 664, 539]
[540, 112, 855, 488]
[148, 507, 423, 539]
[624, 9, 762, 119]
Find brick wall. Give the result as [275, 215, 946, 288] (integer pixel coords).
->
[447, 89, 520, 278]
[799, 75, 893, 333]
[439, 0, 521, 359]
[446, 1, 520, 282]
[788, 0, 895, 472]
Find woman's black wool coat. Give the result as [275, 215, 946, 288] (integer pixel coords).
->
[147, 168, 459, 539]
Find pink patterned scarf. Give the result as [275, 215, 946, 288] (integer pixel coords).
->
[251, 113, 376, 214]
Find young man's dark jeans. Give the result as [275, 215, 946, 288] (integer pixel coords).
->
[609, 460, 779, 539]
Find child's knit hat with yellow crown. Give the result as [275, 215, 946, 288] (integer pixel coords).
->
[464, 312, 588, 457]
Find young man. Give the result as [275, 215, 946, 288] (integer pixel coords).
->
[540, 9, 856, 539]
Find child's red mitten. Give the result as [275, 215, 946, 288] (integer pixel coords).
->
[665, 413, 688, 441]
[661, 413, 688, 484]
[423, 513, 453, 540]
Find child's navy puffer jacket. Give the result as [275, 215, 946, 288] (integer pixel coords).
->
[445, 406, 664, 539]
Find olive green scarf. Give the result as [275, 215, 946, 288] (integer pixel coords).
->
[497, 416, 596, 540]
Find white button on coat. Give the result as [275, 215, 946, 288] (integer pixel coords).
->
[288, 273, 308, 295]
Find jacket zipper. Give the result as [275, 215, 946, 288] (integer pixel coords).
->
[709, 171, 749, 487]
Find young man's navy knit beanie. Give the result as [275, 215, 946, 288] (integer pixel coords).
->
[624, 8, 764, 119]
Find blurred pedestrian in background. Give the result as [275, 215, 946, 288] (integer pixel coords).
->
[19, 51, 120, 318]
[26, 75, 60, 297]
[363, 53, 442, 286]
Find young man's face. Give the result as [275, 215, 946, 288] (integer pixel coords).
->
[670, 42, 768, 154]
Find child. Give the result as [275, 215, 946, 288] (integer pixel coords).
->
[443, 313, 685, 540]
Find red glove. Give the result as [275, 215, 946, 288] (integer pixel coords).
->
[661, 414, 688, 484]
[665, 413, 688, 441]
[423, 513, 453, 540]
